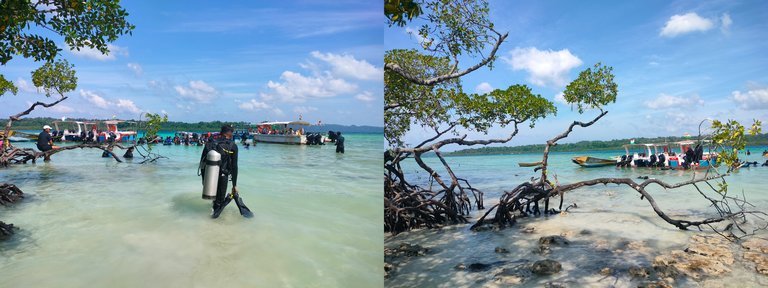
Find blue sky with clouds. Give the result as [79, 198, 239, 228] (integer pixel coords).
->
[386, 0, 768, 148]
[2, 0, 382, 126]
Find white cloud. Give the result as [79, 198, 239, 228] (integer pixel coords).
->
[310, 51, 381, 80]
[503, 47, 582, 87]
[161, 109, 168, 115]
[649, 61, 660, 66]
[79, 89, 142, 114]
[644, 93, 704, 109]
[115, 99, 141, 114]
[68, 43, 128, 61]
[293, 106, 318, 114]
[554, 92, 568, 105]
[475, 82, 493, 94]
[50, 105, 74, 113]
[354, 91, 376, 102]
[720, 13, 732, 33]
[174, 80, 218, 103]
[127, 63, 143, 76]
[272, 108, 284, 116]
[238, 99, 271, 111]
[732, 88, 768, 110]
[15, 77, 38, 93]
[262, 71, 357, 103]
[80, 89, 110, 108]
[660, 12, 714, 38]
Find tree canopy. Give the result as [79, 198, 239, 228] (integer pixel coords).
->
[0, 0, 134, 97]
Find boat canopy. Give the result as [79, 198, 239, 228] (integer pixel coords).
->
[253, 121, 311, 126]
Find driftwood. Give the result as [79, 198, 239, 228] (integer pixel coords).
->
[0, 184, 24, 240]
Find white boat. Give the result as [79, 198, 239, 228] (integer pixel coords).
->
[52, 120, 99, 142]
[99, 120, 137, 142]
[616, 140, 718, 170]
[249, 121, 323, 145]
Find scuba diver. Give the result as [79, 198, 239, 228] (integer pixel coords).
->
[123, 147, 134, 159]
[335, 132, 345, 154]
[199, 125, 253, 219]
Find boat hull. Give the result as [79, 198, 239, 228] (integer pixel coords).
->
[518, 161, 543, 167]
[252, 134, 306, 144]
[572, 156, 615, 168]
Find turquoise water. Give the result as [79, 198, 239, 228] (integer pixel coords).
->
[387, 149, 768, 287]
[1, 134, 383, 287]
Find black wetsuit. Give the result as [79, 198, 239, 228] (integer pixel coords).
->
[36, 131, 52, 151]
[335, 135, 345, 153]
[124, 149, 134, 159]
[200, 138, 239, 215]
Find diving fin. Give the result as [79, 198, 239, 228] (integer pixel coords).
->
[211, 196, 233, 219]
[234, 194, 254, 218]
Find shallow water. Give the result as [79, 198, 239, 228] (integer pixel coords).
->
[386, 149, 768, 287]
[1, 134, 383, 288]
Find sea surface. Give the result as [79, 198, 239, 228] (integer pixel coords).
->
[0, 133, 383, 288]
[387, 148, 768, 287]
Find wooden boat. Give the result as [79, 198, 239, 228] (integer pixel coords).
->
[572, 156, 615, 168]
[518, 161, 543, 167]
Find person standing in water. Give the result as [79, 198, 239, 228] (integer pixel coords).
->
[200, 125, 252, 218]
[335, 131, 345, 154]
[37, 125, 60, 161]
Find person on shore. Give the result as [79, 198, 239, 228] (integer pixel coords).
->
[335, 132, 345, 154]
[200, 125, 252, 218]
[37, 125, 60, 161]
[123, 147, 134, 159]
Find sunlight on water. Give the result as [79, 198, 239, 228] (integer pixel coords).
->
[0, 134, 383, 287]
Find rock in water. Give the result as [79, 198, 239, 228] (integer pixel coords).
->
[494, 263, 532, 285]
[628, 265, 651, 278]
[653, 234, 734, 280]
[742, 238, 768, 275]
[495, 246, 509, 254]
[539, 235, 569, 246]
[0, 221, 15, 241]
[531, 259, 562, 275]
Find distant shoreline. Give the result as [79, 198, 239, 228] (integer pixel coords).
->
[444, 134, 768, 157]
[9, 117, 383, 134]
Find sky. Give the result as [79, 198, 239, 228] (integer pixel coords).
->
[2, 0, 382, 126]
[385, 0, 768, 149]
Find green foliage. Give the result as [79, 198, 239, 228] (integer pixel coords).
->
[385, 49, 459, 146]
[384, 0, 422, 27]
[562, 63, 618, 114]
[416, 0, 495, 60]
[711, 119, 762, 172]
[0, 0, 134, 65]
[384, 49, 555, 147]
[31, 59, 77, 97]
[0, 75, 17, 96]
[143, 113, 168, 140]
[141, 112, 168, 152]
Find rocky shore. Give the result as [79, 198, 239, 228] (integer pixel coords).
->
[385, 226, 768, 287]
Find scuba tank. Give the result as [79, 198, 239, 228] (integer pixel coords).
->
[202, 149, 221, 199]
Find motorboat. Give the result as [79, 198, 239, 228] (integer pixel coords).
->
[571, 156, 615, 168]
[249, 121, 323, 145]
[615, 140, 717, 170]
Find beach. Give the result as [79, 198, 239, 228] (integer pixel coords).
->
[0, 133, 383, 287]
[385, 149, 768, 287]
